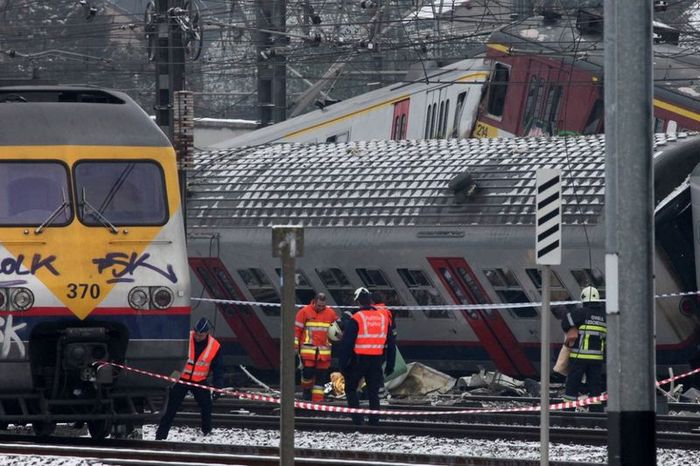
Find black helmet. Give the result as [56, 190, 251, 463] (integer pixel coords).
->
[353, 287, 371, 301]
[194, 317, 212, 333]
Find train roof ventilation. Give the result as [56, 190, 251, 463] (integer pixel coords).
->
[448, 171, 478, 204]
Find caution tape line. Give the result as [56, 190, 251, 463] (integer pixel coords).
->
[99, 362, 699, 417]
[192, 289, 700, 312]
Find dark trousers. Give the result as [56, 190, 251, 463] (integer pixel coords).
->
[155, 382, 213, 440]
[344, 355, 384, 426]
[301, 365, 330, 401]
[565, 360, 604, 411]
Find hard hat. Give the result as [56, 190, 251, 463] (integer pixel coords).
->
[580, 286, 600, 303]
[327, 320, 344, 342]
[194, 317, 212, 333]
[353, 287, 371, 301]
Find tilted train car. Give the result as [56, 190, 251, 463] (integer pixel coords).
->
[186, 134, 700, 378]
[211, 12, 700, 149]
[0, 87, 191, 437]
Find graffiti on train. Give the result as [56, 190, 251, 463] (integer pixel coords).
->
[92, 252, 178, 284]
[0, 315, 27, 359]
[0, 254, 59, 276]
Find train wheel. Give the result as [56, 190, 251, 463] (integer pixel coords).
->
[87, 419, 113, 440]
[32, 421, 56, 437]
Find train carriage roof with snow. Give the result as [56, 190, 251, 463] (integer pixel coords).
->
[187, 133, 700, 229]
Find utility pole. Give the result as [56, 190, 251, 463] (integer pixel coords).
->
[256, 0, 287, 126]
[154, 0, 186, 142]
[272, 226, 304, 466]
[604, 0, 656, 464]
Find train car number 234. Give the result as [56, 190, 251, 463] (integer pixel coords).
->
[66, 283, 101, 299]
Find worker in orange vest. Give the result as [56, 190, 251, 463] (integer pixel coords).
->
[156, 317, 224, 440]
[294, 292, 338, 402]
[338, 288, 396, 425]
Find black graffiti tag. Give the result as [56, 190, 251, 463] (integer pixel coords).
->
[0, 254, 59, 276]
[92, 252, 178, 284]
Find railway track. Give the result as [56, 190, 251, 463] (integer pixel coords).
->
[173, 412, 700, 450]
[0, 435, 603, 466]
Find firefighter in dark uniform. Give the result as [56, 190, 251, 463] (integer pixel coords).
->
[156, 317, 224, 440]
[562, 286, 607, 411]
[337, 287, 396, 426]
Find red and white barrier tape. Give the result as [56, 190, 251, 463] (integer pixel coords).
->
[100, 361, 700, 416]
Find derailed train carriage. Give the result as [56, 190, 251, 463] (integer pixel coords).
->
[0, 87, 191, 437]
[187, 134, 700, 378]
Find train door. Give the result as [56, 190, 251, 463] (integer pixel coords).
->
[189, 257, 280, 369]
[428, 257, 536, 377]
[391, 99, 410, 140]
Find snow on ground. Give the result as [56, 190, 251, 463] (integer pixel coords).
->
[0, 422, 699, 465]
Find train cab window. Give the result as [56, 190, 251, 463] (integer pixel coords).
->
[316, 267, 355, 306]
[484, 269, 537, 318]
[485, 63, 510, 118]
[543, 85, 562, 134]
[397, 268, 449, 318]
[356, 268, 407, 317]
[451, 92, 467, 138]
[526, 268, 576, 315]
[238, 268, 280, 316]
[275, 268, 316, 304]
[0, 162, 72, 226]
[74, 161, 167, 226]
[571, 268, 605, 298]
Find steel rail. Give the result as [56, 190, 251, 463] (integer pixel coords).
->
[0, 435, 603, 466]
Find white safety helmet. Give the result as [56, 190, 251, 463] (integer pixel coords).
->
[327, 320, 344, 343]
[353, 287, 371, 301]
[580, 286, 600, 303]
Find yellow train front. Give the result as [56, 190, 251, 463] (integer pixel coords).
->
[0, 87, 190, 438]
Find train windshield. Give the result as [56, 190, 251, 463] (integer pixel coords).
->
[74, 161, 168, 226]
[0, 162, 71, 226]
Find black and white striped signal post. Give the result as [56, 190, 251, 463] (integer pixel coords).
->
[535, 168, 562, 466]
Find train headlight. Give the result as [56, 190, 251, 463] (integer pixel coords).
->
[152, 287, 174, 310]
[10, 288, 34, 311]
[128, 287, 150, 310]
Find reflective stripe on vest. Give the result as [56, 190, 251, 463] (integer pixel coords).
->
[181, 332, 221, 382]
[352, 309, 389, 355]
[570, 324, 606, 361]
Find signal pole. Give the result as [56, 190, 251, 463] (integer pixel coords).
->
[256, 0, 287, 126]
[604, 0, 656, 464]
[155, 0, 186, 142]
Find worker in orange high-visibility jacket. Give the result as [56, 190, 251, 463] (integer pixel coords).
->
[338, 288, 396, 426]
[156, 317, 224, 440]
[294, 292, 338, 402]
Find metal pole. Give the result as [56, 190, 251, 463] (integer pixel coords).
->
[604, 0, 656, 464]
[539, 265, 551, 466]
[272, 227, 303, 466]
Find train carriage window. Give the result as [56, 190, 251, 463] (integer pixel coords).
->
[571, 269, 605, 298]
[484, 269, 537, 318]
[437, 101, 445, 138]
[74, 161, 168, 226]
[356, 268, 407, 317]
[544, 86, 562, 135]
[583, 98, 604, 134]
[398, 268, 449, 318]
[316, 267, 355, 306]
[486, 63, 510, 118]
[0, 162, 72, 226]
[654, 118, 665, 133]
[526, 268, 576, 316]
[425, 104, 433, 138]
[275, 268, 316, 304]
[238, 268, 280, 316]
[430, 104, 437, 138]
[451, 92, 467, 138]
